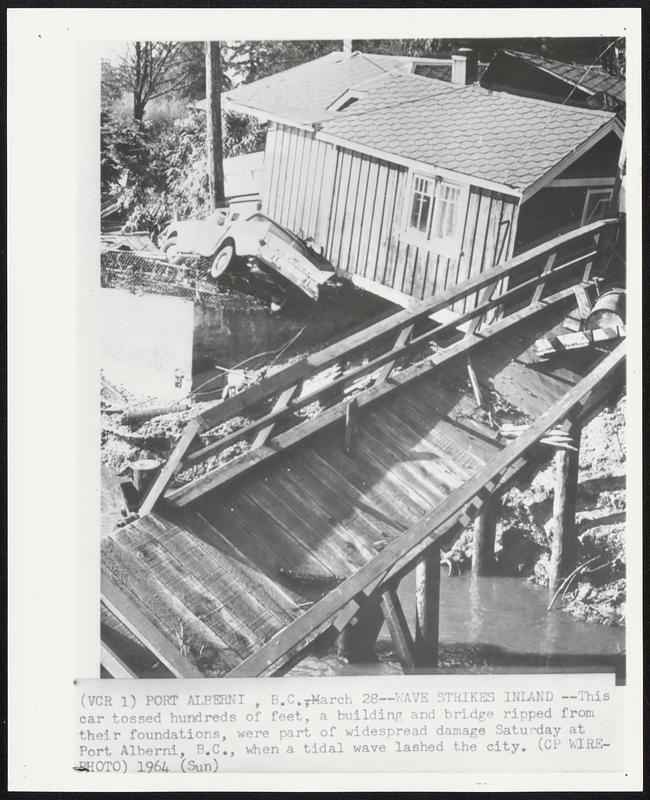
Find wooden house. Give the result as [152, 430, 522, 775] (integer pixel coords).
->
[222, 49, 623, 309]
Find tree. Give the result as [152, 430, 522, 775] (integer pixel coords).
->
[116, 41, 197, 122]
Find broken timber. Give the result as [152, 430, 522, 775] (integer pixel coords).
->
[534, 326, 625, 359]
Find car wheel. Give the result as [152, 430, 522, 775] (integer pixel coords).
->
[161, 234, 181, 264]
[210, 242, 235, 279]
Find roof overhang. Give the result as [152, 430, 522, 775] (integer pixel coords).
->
[223, 97, 315, 132]
[521, 115, 624, 202]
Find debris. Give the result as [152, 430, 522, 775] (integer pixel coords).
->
[534, 326, 625, 360]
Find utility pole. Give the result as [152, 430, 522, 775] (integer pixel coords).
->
[205, 41, 225, 209]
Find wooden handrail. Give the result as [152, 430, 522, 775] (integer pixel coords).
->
[139, 217, 618, 515]
[185, 248, 598, 466]
[227, 342, 625, 677]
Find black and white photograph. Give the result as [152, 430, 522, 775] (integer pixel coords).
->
[98, 35, 628, 681]
[8, 7, 643, 790]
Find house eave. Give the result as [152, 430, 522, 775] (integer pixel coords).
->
[521, 116, 623, 202]
[223, 98, 315, 132]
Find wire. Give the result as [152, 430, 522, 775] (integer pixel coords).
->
[501, 37, 624, 184]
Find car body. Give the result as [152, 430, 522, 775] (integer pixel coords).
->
[160, 210, 338, 301]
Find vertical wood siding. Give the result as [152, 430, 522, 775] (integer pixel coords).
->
[261, 126, 518, 307]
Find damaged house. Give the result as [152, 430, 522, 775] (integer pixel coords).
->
[222, 48, 623, 308]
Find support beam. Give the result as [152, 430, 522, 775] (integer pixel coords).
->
[414, 547, 441, 666]
[472, 496, 497, 577]
[548, 424, 582, 594]
[337, 599, 384, 663]
[380, 586, 416, 673]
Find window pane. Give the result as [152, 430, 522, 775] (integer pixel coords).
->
[432, 182, 461, 240]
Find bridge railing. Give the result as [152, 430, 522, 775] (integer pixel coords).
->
[226, 341, 625, 677]
[138, 217, 619, 515]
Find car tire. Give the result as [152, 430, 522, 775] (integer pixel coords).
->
[161, 234, 181, 264]
[210, 241, 235, 279]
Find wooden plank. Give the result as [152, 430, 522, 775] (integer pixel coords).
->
[339, 154, 364, 271]
[376, 323, 414, 383]
[466, 189, 492, 312]
[101, 572, 203, 678]
[534, 326, 625, 359]
[260, 123, 278, 215]
[226, 343, 624, 676]
[347, 156, 371, 275]
[316, 144, 338, 253]
[138, 419, 202, 515]
[239, 475, 356, 577]
[378, 166, 401, 286]
[573, 284, 593, 318]
[356, 158, 380, 279]
[532, 251, 559, 305]
[366, 162, 391, 281]
[101, 640, 137, 679]
[271, 453, 378, 567]
[362, 405, 466, 501]
[288, 447, 388, 543]
[380, 586, 416, 673]
[251, 383, 301, 449]
[156, 511, 296, 635]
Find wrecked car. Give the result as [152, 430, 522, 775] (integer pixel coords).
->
[160, 210, 341, 301]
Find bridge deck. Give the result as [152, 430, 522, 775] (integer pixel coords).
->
[101, 296, 611, 677]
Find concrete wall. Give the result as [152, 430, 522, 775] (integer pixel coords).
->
[101, 288, 194, 400]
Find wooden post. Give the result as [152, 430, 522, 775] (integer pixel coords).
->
[548, 424, 582, 595]
[130, 459, 162, 502]
[337, 599, 384, 663]
[472, 496, 497, 577]
[414, 547, 441, 666]
[380, 586, 416, 673]
[344, 397, 358, 455]
[205, 41, 225, 209]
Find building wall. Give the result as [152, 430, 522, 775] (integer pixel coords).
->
[262, 123, 519, 312]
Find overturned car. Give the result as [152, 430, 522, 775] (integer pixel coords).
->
[160, 209, 342, 302]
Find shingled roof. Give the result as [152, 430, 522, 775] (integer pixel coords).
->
[224, 51, 620, 194]
[501, 49, 625, 103]
[321, 74, 616, 192]
[222, 50, 416, 126]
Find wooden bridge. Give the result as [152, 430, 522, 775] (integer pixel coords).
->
[101, 218, 625, 679]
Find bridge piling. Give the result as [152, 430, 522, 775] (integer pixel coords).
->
[414, 547, 441, 666]
[336, 598, 384, 663]
[472, 497, 498, 577]
[548, 423, 582, 595]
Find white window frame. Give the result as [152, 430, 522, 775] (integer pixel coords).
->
[581, 187, 613, 225]
[402, 171, 468, 257]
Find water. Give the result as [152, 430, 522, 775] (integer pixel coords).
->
[290, 573, 625, 678]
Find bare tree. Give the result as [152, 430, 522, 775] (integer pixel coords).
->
[118, 41, 194, 122]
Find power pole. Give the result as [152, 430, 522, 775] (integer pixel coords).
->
[205, 41, 225, 209]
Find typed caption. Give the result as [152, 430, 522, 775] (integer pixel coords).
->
[75, 674, 621, 774]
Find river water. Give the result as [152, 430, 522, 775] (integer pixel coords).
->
[290, 572, 625, 679]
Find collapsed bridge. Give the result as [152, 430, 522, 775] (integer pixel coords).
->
[100, 218, 625, 679]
